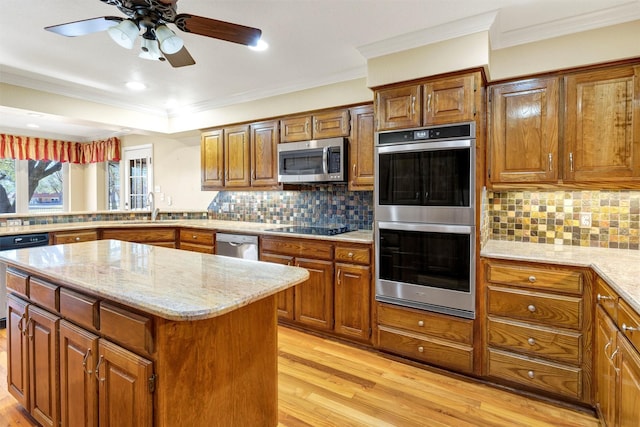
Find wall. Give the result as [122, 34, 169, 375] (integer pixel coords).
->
[488, 190, 640, 250]
[209, 186, 373, 230]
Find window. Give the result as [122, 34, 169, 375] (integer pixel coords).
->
[0, 159, 66, 214]
[107, 160, 121, 210]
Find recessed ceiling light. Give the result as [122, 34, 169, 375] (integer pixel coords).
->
[248, 39, 268, 52]
[126, 81, 146, 91]
[26, 123, 40, 128]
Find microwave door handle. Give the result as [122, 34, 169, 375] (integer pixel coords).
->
[322, 147, 329, 175]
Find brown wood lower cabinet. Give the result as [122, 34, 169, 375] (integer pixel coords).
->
[51, 229, 99, 244]
[102, 228, 177, 248]
[376, 303, 475, 375]
[482, 259, 592, 403]
[178, 228, 215, 254]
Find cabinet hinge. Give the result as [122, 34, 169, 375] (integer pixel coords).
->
[148, 373, 157, 393]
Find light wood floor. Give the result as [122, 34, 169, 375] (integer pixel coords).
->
[0, 326, 599, 427]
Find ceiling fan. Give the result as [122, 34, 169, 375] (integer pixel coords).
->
[44, 0, 263, 67]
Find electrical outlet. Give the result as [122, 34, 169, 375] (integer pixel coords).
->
[580, 213, 591, 228]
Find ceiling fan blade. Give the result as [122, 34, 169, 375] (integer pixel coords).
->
[174, 14, 261, 46]
[45, 16, 123, 37]
[163, 46, 196, 68]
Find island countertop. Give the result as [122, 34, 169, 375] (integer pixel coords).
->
[0, 239, 309, 321]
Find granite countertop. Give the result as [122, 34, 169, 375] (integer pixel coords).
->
[0, 219, 374, 244]
[482, 240, 640, 314]
[0, 240, 309, 321]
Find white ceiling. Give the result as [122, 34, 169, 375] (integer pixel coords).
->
[1, 0, 639, 141]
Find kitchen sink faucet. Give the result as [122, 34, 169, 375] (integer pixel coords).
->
[148, 192, 160, 221]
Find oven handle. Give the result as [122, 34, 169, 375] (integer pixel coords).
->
[377, 221, 474, 235]
[376, 139, 473, 154]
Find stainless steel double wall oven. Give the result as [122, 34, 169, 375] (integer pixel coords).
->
[375, 122, 476, 319]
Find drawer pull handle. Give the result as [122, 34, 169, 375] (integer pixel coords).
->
[597, 294, 613, 302]
[417, 320, 424, 327]
[609, 347, 619, 361]
[622, 323, 638, 333]
[417, 346, 424, 353]
[527, 305, 536, 313]
[528, 275, 536, 283]
[527, 371, 535, 379]
[527, 338, 536, 346]
[82, 348, 93, 375]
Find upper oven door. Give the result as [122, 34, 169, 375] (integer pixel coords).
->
[375, 139, 475, 225]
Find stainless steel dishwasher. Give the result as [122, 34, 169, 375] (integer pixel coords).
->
[215, 233, 258, 260]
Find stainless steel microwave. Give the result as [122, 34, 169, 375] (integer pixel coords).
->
[277, 137, 346, 183]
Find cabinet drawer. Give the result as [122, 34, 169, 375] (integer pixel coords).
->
[100, 302, 154, 355]
[487, 348, 582, 400]
[487, 317, 582, 365]
[29, 277, 59, 312]
[261, 237, 333, 261]
[179, 229, 215, 245]
[618, 299, 640, 353]
[179, 242, 215, 254]
[335, 245, 370, 265]
[595, 277, 618, 321]
[487, 263, 583, 294]
[377, 303, 473, 345]
[59, 288, 99, 331]
[53, 229, 99, 244]
[6, 268, 29, 297]
[488, 286, 582, 330]
[378, 326, 473, 374]
[102, 228, 176, 243]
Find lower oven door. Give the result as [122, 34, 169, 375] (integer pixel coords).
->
[375, 221, 476, 319]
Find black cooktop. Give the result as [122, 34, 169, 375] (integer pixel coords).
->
[267, 225, 352, 236]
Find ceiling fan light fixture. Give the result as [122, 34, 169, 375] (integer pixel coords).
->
[107, 19, 139, 49]
[155, 24, 183, 54]
[139, 38, 163, 61]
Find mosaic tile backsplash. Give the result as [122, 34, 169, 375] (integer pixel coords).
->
[208, 185, 374, 230]
[489, 190, 640, 250]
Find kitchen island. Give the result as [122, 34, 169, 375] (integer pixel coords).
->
[0, 239, 309, 427]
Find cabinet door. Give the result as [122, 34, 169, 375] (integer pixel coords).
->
[280, 116, 312, 142]
[618, 335, 640, 427]
[224, 124, 251, 188]
[376, 85, 421, 131]
[349, 105, 375, 190]
[424, 73, 476, 125]
[313, 109, 350, 139]
[201, 129, 224, 188]
[250, 120, 280, 188]
[294, 258, 334, 330]
[260, 252, 295, 320]
[27, 305, 60, 427]
[595, 306, 618, 427]
[334, 263, 371, 341]
[565, 65, 640, 182]
[59, 320, 99, 427]
[489, 77, 560, 183]
[7, 294, 29, 409]
[97, 339, 153, 427]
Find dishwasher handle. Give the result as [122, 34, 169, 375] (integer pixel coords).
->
[215, 233, 258, 246]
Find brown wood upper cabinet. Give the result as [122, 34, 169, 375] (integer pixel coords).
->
[280, 109, 350, 143]
[488, 77, 560, 184]
[349, 104, 374, 190]
[375, 72, 479, 131]
[489, 62, 640, 187]
[201, 122, 280, 190]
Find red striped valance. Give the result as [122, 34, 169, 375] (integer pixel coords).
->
[0, 134, 121, 164]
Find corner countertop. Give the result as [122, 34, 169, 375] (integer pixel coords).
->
[0, 239, 309, 321]
[481, 240, 640, 314]
[0, 219, 374, 244]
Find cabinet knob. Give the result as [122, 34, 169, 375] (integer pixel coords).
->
[528, 275, 536, 283]
[75, 237, 81, 241]
[597, 294, 613, 302]
[527, 371, 535, 379]
[527, 305, 536, 313]
[528, 338, 536, 346]
[417, 346, 424, 353]
[192, 235, 198, 239]
[622, 323, 638, 333]
[348, 252, 354, 258]
[417, 320, 424, 327]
